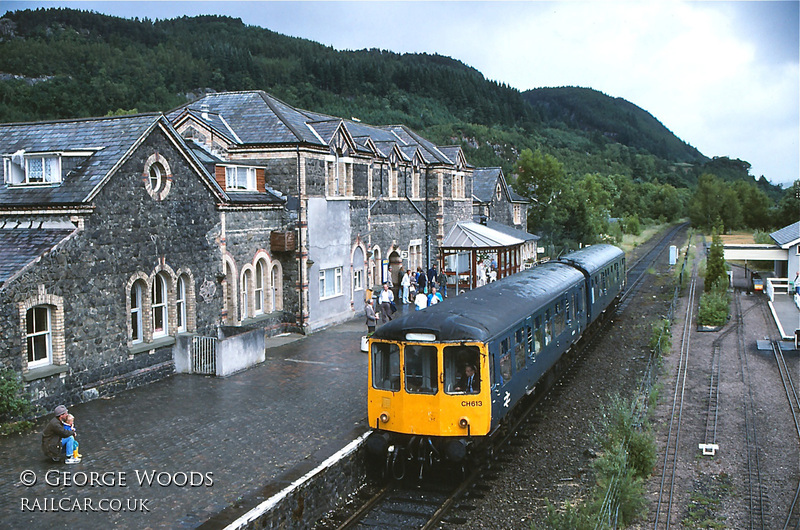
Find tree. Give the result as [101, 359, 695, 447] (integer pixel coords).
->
[515, 148, 565, 235]
[705, 230, 727, 293]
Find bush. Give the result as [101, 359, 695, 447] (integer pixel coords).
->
[0, 369, 32, 423]
[698, 288, 730, 327]
[622, 214, 641, 236]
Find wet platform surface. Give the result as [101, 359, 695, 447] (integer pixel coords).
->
[0, 306, 402, 529]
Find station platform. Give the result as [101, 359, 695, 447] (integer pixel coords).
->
[0, 302, 416, 528]
[770, 291, 800, 342]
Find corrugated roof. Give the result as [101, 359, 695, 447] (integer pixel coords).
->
[483, 219, 539, 242]
[0, 227, 75, 283]
[442, 221, 523, 249]
[771, 221, 800, 248]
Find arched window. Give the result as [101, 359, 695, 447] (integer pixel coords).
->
[26, 306, 52, 368]
[271, 263, 283, 311]
[152, 273, 169, 337]
[130, 281, 144, 344]
[255, 260, 266, 315]
[242, 269, 252, 320]
[176, 275, 187, 332]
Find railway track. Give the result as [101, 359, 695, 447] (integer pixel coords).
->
[771, 335, 800, 529]
[652, 254, 697, 529]
[321, 224, 687, 530]
[736, 290, 769, 528]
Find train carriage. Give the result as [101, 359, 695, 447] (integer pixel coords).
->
[367, 244, 625, 472]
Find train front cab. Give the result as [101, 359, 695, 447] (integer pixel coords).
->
[367, 337, 491, 462]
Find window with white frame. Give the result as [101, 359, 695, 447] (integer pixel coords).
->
[513, 204, 521, 225]
[152, 273, 169, 337]
[130, 281, 144, 344]
[26, 306, 52, 368]
[319, 267, 343, 299]
[241, 269, 252, 320]
[176, 276, 187, 332]
[255, 260, 265, 314]
[353, 269, 363, 291]
[4, 154, 61, 185]
[412, 166, 420, 199]
[225, 166, 257, 191]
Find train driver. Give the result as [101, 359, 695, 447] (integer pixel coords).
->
[454, 364, 480, 393]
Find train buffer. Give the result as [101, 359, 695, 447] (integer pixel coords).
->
[698, 443, 719, 456]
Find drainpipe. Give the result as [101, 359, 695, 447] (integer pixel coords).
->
[296, 146, 304, 330]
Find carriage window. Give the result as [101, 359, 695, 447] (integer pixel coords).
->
[500, 338, 512, 383]
[534, 316, 542, 355]
[527, 325, 534, 356]
[371, 342, 400, 391]
[554, 302, 564, 336]
[544, 310, 552, 346]
[405, 344, 438, 394]
[444, 345, 481, 394]
[514, 329, 526, 371]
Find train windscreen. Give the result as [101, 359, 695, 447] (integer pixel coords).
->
[371, 342, 400, 391]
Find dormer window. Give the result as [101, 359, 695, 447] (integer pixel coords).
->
[225, 166, 257, 191]
[4, 153, 62, 185]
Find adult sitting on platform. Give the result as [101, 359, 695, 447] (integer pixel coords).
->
[42, 405, 81, 464]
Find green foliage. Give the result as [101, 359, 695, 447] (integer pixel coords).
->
[698, 286, 730, 327]
[704, 233, 727, 294]
[0, 369, 33, 423]
[622, 214, 641, 235]
[649, 319, 671, 353]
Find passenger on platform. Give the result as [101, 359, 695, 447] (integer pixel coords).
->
[437, 269, 448, 298]
[795, 271, 799, 295]
[400, 269, 411, 305]
[455, 364, 480, 393]
[489, 269, 497, 283]
[427, 286, 443, 306]
[477, 262, 487, 287]
[377, 282, 394, 323]
[416, 267, 427, 294]
[41, 405, 80, 464]
[414, 290, 428, 310]
[365, 298, 378, 333]
[427, 265, 438, 289]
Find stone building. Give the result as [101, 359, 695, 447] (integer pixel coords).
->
[168, 91, 476, 331]
[0, 114, 293, 411]
[1, 91, 537, 411]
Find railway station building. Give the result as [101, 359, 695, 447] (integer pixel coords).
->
[0, 90, 536, 411]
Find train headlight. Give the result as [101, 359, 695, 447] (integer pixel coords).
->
[379, 412, 390, 424]
[458, 417, 469, 429]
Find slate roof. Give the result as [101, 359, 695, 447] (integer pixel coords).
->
[472, 167, 528, 204]
[771, 221, 800, 248]
[171, 91, 462, 166]
[0, 227, 75, 284]
[0, 114, 162, 207]
[472, 167, 502, 203]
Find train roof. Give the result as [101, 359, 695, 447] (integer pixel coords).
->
[371, 261, 585, 343]
[558, 244, 625, 276]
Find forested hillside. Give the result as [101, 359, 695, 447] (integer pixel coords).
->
[0, 8, 793, 248]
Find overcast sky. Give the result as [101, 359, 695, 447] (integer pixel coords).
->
[5, 1, 799, 187]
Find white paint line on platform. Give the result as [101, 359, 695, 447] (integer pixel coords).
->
[224, 432, 370, 529]
[283, 358, 330, 365]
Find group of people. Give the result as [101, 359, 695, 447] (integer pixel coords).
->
[364, 264, 449, 333]
[41, 404, 83, 464]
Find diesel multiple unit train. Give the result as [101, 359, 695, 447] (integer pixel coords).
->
[366, 244, 626, 474]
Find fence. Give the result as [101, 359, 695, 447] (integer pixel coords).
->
[191, 336, 217, 375]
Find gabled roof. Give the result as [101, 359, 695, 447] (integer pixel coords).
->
[170, 91, 327, 146]
[472, 167, 529, 204]
[0, 223, 76, 284]
[442, 221, 523, 249]
[0, 114, 163, 206]
[771, 221, 800, 248]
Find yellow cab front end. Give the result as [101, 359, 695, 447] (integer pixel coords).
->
[367, 335, 491, 464]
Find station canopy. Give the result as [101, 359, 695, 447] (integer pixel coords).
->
[441, 221, 524, 290]
[442, 221, 524, 248]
